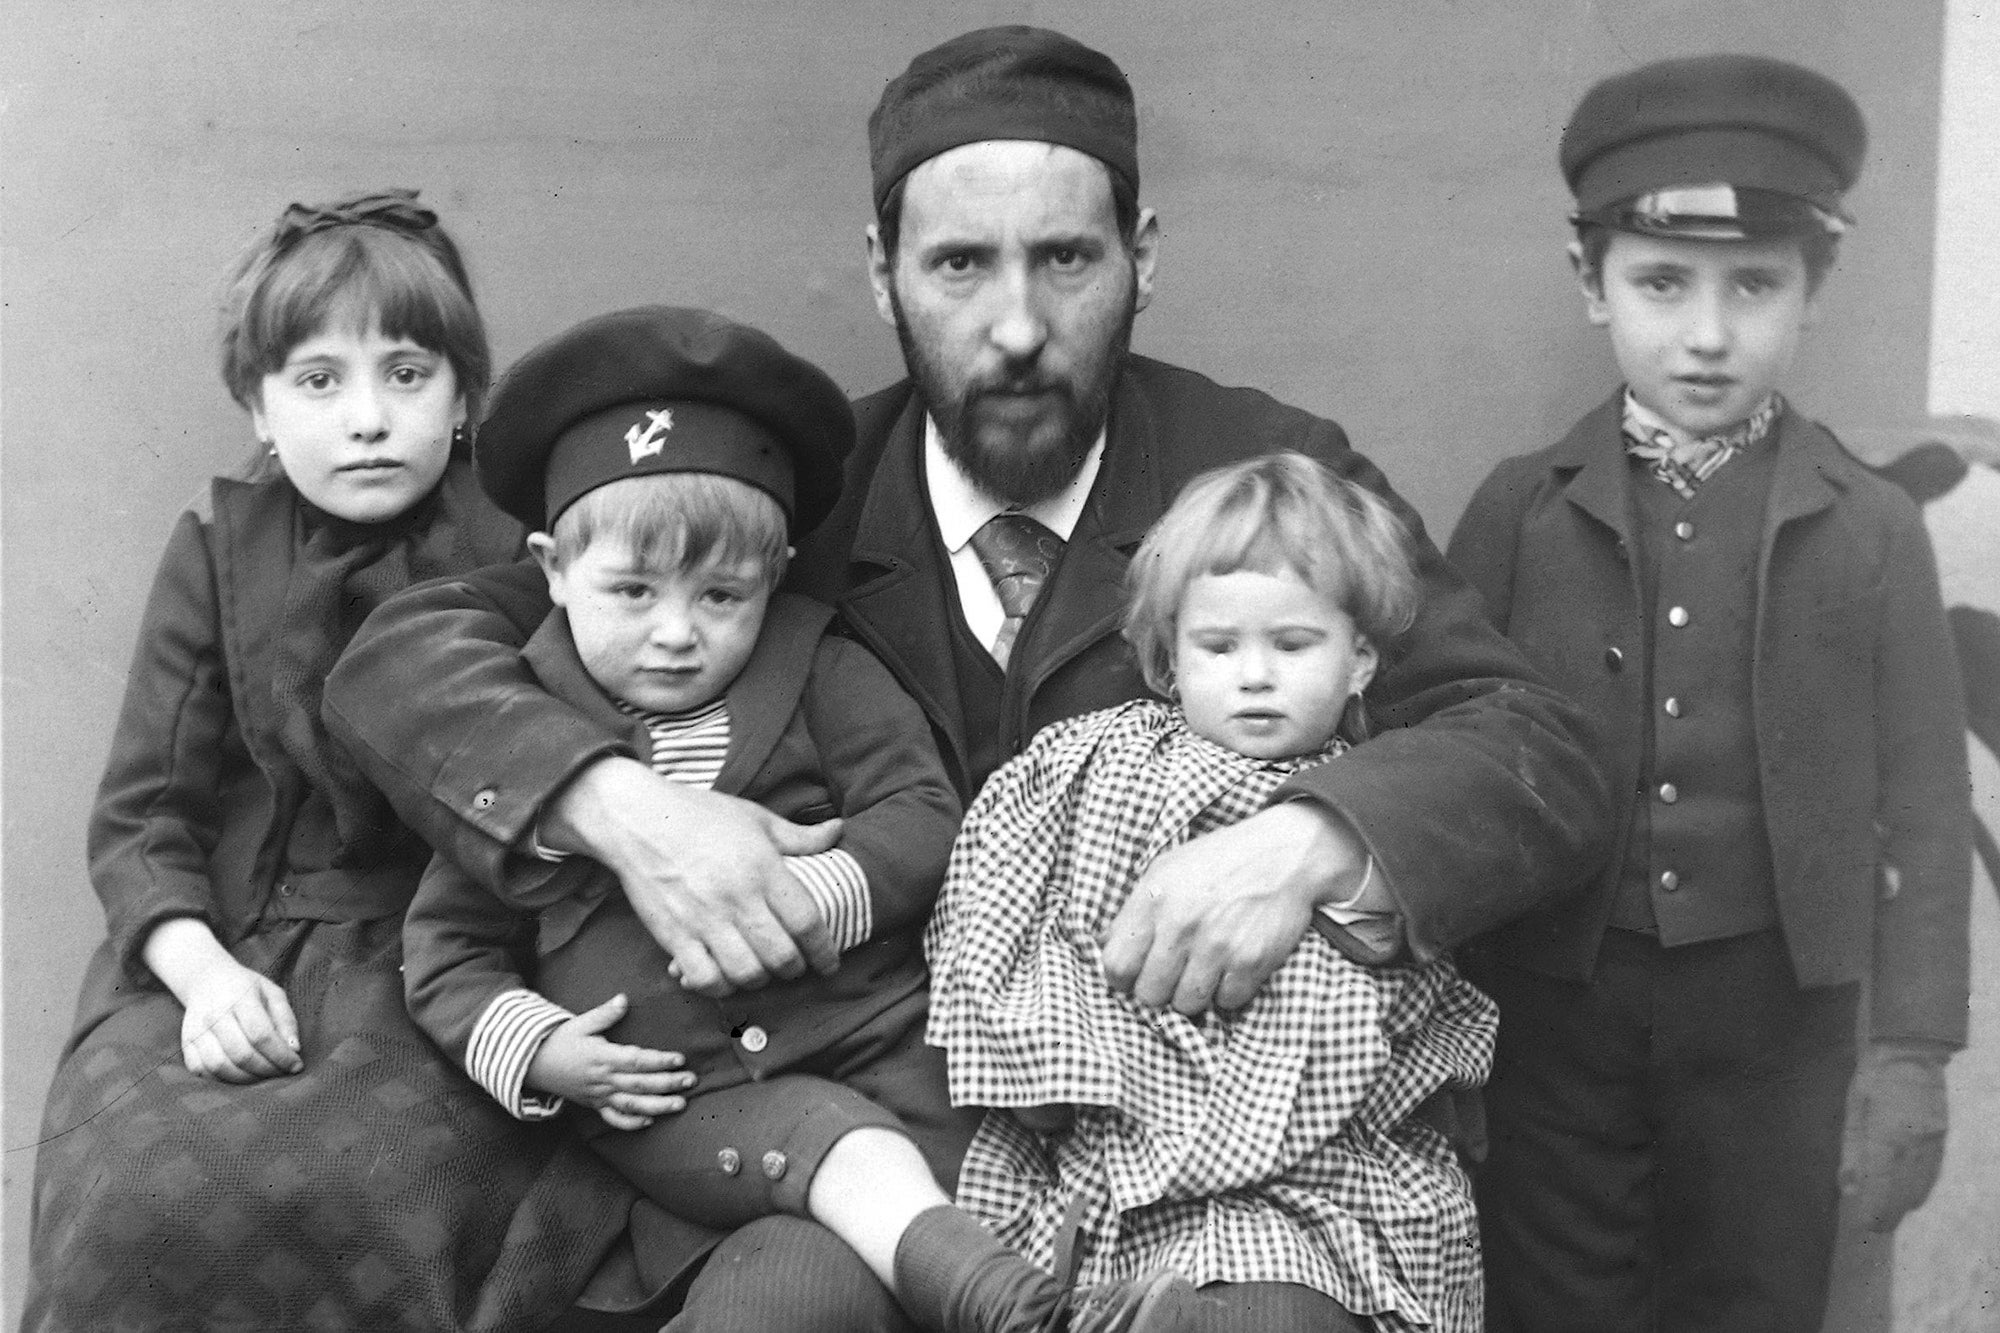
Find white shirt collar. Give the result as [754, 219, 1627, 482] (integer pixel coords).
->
[924, 417, 1106, 554]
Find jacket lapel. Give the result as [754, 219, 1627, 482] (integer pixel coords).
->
[835, 395, 971, 780]
[1555, 396, 1639, 555]
[1018, 371, 1164, 703]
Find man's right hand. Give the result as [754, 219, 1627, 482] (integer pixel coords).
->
[540, 757, 843, 995]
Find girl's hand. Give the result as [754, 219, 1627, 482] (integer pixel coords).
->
[527, 994, 697, 1131]
[177, 962, 303, 1083]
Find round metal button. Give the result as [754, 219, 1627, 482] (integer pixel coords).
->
[1659, 782, 1679, 804]
[1604, 646, 1625, 671]
[1674, 520, 1695, 541]
[739, 1025, 769, 1054]
[716, 1148, 741, 1176]
[1667, 606, 1690, 628]
[1663, 697, 1682, 718]
[473, 788, 498, 811]
[1659, 869, 1680, 892]
[761, 1150, 788, 1180]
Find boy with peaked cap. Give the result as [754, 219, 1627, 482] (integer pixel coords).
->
[403, 305, 1216, 1333]
[1447, 56, 1971, 1332]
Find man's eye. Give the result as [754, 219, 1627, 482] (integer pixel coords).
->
[940, 253, 976, 274]
[1049, 247, 1083, 269]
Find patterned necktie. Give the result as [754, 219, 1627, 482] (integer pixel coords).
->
[969, 512, 1064, 670]
[1623, 394, 1782, 500]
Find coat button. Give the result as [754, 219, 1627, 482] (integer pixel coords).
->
[1663, 697, 1682, 718]
[1659, 782, 1679, 804]
[1674, 520, 1695, 541]
[1604, 646, 1625, 671]
[278, 881, 294, 897]
[716, 1147, 741, 1175]
[1659, 869, 1680, 892]
[1667, 606, 1690, 628]
[740, 1025, 769, 1054]
[761, 1150, 788, 1180]
[473, 789, 498, 811]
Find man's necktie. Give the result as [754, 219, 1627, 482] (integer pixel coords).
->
[969, 512, 1064, 670]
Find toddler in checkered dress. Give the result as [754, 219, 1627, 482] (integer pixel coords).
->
[928, 453, 1498, 1332]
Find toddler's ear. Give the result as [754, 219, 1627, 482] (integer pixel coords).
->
[1350, 635, 1380, 696]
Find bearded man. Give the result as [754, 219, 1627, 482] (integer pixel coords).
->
[327, 26, 1609, 1332]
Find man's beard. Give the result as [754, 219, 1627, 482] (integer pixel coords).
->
[890, 283, 1136, 508]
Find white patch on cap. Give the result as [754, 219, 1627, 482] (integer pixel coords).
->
[1634, 183, 1740, 223]
[625, 408, 674, 464]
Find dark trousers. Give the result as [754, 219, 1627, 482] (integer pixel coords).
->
[1477, 928, 1857, 1333]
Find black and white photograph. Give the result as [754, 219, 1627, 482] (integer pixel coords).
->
[4, 4, 1995, 1330]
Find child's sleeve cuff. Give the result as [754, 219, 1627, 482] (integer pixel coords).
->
[466, 988, 574, 1120]
[784, 850, 872, 953]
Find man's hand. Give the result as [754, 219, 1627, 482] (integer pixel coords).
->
[543, 758, 842, 996]
[527, 994, 697, 1131]
[1103, 802, 1374, 1014]
[1840, 1041, 1950, 1231]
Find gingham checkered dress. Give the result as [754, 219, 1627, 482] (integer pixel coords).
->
[926, 701, 1495, 1332]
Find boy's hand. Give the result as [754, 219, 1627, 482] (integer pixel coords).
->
[178, 962, 304, 1083]
[1840, 1042, 1950, 1231]
[527, 994, 697, 1131]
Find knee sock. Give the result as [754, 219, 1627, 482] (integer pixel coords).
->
[891, 1204, 1061, 1333]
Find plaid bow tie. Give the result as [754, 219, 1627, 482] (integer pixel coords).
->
[1623, 395, 1781, 499]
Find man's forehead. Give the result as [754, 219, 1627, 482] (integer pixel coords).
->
[899, 141, 1120, 232]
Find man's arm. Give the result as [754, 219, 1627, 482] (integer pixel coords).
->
[1106, 439, 1608, 1013]
[325, 559, 837, 993]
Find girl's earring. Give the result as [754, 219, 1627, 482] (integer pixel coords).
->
[1339, 689, 1370, 742]
[451, 423, 470, 454]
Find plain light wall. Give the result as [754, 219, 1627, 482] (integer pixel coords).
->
[1, 0, 1953, 1316]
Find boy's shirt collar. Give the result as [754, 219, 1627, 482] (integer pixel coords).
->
[1622, 388, 1783, 500]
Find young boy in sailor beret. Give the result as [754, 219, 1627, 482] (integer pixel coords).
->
[1446, 56, 1971, 1332]
[402, 306, 1211, 1333]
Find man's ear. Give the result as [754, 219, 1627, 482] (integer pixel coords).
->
[1570, 240, 1610, 327]
[1130, 208, 1162, 314]
[526, 532, 568, 606]
[866, 223, 897, 328]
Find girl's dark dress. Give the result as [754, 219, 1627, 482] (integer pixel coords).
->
[25, 451, 639, 1332]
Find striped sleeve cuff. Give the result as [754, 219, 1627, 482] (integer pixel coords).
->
[465, 989, 574, 1120]
[784, 849, 872, 953]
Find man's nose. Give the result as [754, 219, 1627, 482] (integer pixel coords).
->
[987, 266, 1049, 363]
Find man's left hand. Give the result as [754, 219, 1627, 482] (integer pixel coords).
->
[1840, 1041, 1951, 1232]
[1102, 802, 1370, 1014]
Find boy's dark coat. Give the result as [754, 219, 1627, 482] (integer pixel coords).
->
[402, 592, 960, 1074]
[1449, 396, 1970, 1045]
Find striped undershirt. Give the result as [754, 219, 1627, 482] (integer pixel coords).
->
[465, 694, 873, 1119]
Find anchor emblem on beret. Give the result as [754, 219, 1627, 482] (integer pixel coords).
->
[625, 409, 674, 464]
